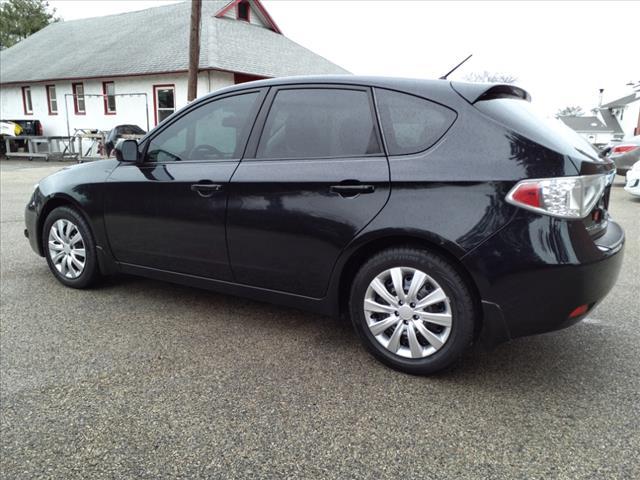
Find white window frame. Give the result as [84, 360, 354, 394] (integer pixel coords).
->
[22, 86, 33, 115]
[154, 85, 176, 125]
[73, 82, 86, 114]
[46, 85, 58, 114]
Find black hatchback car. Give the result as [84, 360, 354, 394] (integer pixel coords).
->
[25, 76, 624, 374]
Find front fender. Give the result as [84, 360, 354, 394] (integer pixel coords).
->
[29, 160, 120, 271]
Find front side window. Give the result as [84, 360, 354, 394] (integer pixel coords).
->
[73, 83, 86, 114]
[103, 81, 116, 114]
[46, 85, 58, 114]
[22, 86, 33, 114]
[154, 85, 175, 125]
[375, 88, 456, 155]
[257, 88, 381, 160]
[146, 92, 260, 163]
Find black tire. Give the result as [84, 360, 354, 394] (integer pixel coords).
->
[42, 206, 100, 289]
[349, 247, 476, 375]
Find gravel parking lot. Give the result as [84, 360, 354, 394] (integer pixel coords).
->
[1, 160, 639, 479]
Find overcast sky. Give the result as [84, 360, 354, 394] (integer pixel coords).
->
[47, 0, 639, 116]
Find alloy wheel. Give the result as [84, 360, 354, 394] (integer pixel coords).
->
[48, 219, 86, 279]
[363, 267, 453, 359]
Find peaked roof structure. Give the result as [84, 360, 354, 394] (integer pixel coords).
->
[598, 109, 625, 135]
[0, 0, 348, 85]
[559, 116, 613, 133]
[600, 92, 640, 109]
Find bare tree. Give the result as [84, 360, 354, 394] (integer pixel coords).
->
[463, 71, 518, 83]
[556, 106, 585, 118]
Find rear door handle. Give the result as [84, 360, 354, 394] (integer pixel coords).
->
[191, 183, 223, 198]
[329, 184, 375, 197]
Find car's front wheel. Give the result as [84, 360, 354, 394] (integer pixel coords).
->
[349, 247, 476, 375]
[42, 206, 99, 288]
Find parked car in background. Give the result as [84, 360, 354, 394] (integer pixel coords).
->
[605, 135, 640, 175]
[0, 120, 23, 137]
[624, 161, 640, 197]
[104, 124, 146, 157]
[1, 119, 39, 157]
[0, 119, 43, 136]
[24, 76, 624, 375]
[599, 137, 623, 156]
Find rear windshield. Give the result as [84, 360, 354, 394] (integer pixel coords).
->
[375, 88, 456, 156]
[475, 98, 602, 161]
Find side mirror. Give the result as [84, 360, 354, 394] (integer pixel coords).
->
[114, 139, 139, 162]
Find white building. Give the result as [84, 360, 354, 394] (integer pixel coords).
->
[558, 115, 621, 146]
[599, 91, 640, 138]
[0, 0, 348, 137]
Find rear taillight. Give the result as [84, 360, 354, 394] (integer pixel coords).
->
[36, 122, 43, 136]
[506, 174, 607, 219]
[612, 145, 638, 154]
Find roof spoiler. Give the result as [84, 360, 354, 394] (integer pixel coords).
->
[451, 82, 531, 104]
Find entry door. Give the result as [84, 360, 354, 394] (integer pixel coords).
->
[105, 90, 265, 280]
[226, 86, 390, 297]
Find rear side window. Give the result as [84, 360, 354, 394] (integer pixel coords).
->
[257, 88, 381, 159]
[475, 98, 601, 159]
[375, 88, 456, 155]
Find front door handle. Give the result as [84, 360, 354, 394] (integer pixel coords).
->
[329, 184, 375, 197]
[191, 183, 223, 198]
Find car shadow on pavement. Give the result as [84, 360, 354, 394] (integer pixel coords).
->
[100, 272, 355, 338]
[94, 273, 621, 391]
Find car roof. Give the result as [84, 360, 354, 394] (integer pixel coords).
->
[198, 75, 458, 101]
[195, 75, 531, 109]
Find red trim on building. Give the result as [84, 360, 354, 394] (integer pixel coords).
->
[234, 73, 267, 85]
[45, 84, 58, 115]
[21, 86, 33, 115]
[214, 0, 282, 33]
[0, 67, 273, 87]
[0, 70, 190, 87]
[253, 0, 282, 33]
[215, 0, 240, 18]
[72, 82, 86, 115]
[102, 81, 116, 115]
[152, 84, 176, 126]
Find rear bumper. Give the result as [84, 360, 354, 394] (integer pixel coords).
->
[464, 216, 624, 345]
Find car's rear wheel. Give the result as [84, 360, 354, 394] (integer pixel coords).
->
[349, 247, 476, 375]
[43, 206, 99, 288]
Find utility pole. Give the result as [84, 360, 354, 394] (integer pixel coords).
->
[187, 0, 202, 102]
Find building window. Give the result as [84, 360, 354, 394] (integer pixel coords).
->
[21, 86, 33, 115]
[72, 82, 86, 114]
[154, 85, 176, 125]
[237, 0, 250, 21]
[103, 81, 116, 114]
[46, 85, 58, 115]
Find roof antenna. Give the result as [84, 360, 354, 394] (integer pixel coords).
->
[440, 54, 473, 80]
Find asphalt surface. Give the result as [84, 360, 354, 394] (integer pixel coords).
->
[1, 160, 639, 479]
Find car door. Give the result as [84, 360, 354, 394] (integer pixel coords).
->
[226, 85, 390, 297]
[104, 89, 265, 280]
